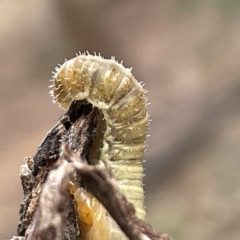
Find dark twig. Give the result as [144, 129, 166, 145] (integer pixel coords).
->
[10, 144, 173, 240]
[10, 101, 173, 240]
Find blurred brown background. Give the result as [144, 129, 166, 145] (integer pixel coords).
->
[1, 1, 240, 239]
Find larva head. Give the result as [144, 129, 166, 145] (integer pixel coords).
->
[50, 56, 92, 109]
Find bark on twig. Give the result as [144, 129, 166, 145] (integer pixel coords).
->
[26, 159, 75, 240]
[9, 100, 173, 240]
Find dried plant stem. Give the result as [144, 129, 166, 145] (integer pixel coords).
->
[10, 101, 173, 240]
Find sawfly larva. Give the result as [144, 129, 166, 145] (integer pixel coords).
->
[50, 53, 148, 239]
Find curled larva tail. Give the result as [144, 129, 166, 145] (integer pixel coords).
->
[50, 53, 148, 223]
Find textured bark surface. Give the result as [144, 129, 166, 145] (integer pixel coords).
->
[17, 100, 98, 239]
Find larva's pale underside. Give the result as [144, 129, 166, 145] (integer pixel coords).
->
[50, 53, 148, 239]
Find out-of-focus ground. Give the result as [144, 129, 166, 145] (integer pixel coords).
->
[1, 1, 240, 239]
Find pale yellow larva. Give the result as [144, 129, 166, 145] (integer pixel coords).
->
[50, 53, 148, 239]
[69, 184, 127, 240]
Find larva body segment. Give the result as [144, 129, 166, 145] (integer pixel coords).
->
[50, 54, 148, 236]
[69, 184, 128, 240]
